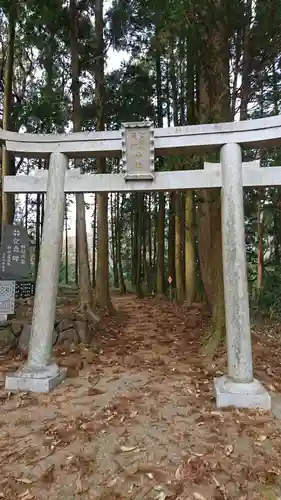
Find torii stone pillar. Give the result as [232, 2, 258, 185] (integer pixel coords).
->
[214, 143, 271, 409]
[5, 152, 68, 392]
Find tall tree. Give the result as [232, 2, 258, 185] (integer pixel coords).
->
[198, 1, 230, 347]
[155, 46, 165, 296]
[94, 0, 114, 312]
[1, 0, 17, 228]
[69, 0, 99, 339]
[185, 190, 196, 304]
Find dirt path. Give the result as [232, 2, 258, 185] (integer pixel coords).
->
[0, 295, 281, 499]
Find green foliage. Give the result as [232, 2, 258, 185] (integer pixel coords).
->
[59, 262, 76, 285]
[249, 264, 281, 319]
[104, 62, 155, 128]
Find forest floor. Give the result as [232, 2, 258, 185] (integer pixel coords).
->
[1, 294, 281, 500]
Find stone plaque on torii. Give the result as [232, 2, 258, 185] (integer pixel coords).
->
[2, 115, 281, 411]
[121, 121, 155, 181]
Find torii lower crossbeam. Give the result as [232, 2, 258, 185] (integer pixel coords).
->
[4, 163, 281, 193]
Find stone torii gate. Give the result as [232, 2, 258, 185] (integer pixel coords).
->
[2, 116, 281, 410]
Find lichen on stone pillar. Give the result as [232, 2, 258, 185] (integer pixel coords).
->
[214, 143, 271, 410]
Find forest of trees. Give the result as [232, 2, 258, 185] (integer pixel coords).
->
[1, 0, 281, 348]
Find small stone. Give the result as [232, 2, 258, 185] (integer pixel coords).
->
[0, 326, 15, 348]
[66, 367, 79, 378]
[11, 319, 24, 336]
[57, 319, 74, 333]
[82, 350, 97, 363]
[60, 357, 83, 370]
[57, 328, 79, 346]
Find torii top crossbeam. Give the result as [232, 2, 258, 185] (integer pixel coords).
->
[2, 114, 281, 158]
[3, 116, 281, 193]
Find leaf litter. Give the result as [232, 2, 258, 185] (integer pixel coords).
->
[0, 294, 281, 499]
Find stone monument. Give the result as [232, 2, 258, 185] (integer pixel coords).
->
[0, 224, 35, 300]
[0, 280, 15, 322]
[0, 224, 31, 280]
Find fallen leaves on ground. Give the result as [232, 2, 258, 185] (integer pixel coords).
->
[0, 295, 281, 499]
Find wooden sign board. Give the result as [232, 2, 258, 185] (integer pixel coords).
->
[121, 121, 155, 181]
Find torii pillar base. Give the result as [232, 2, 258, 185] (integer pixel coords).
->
[5, 364, 67, 393]
[214, 376, 271, 410]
